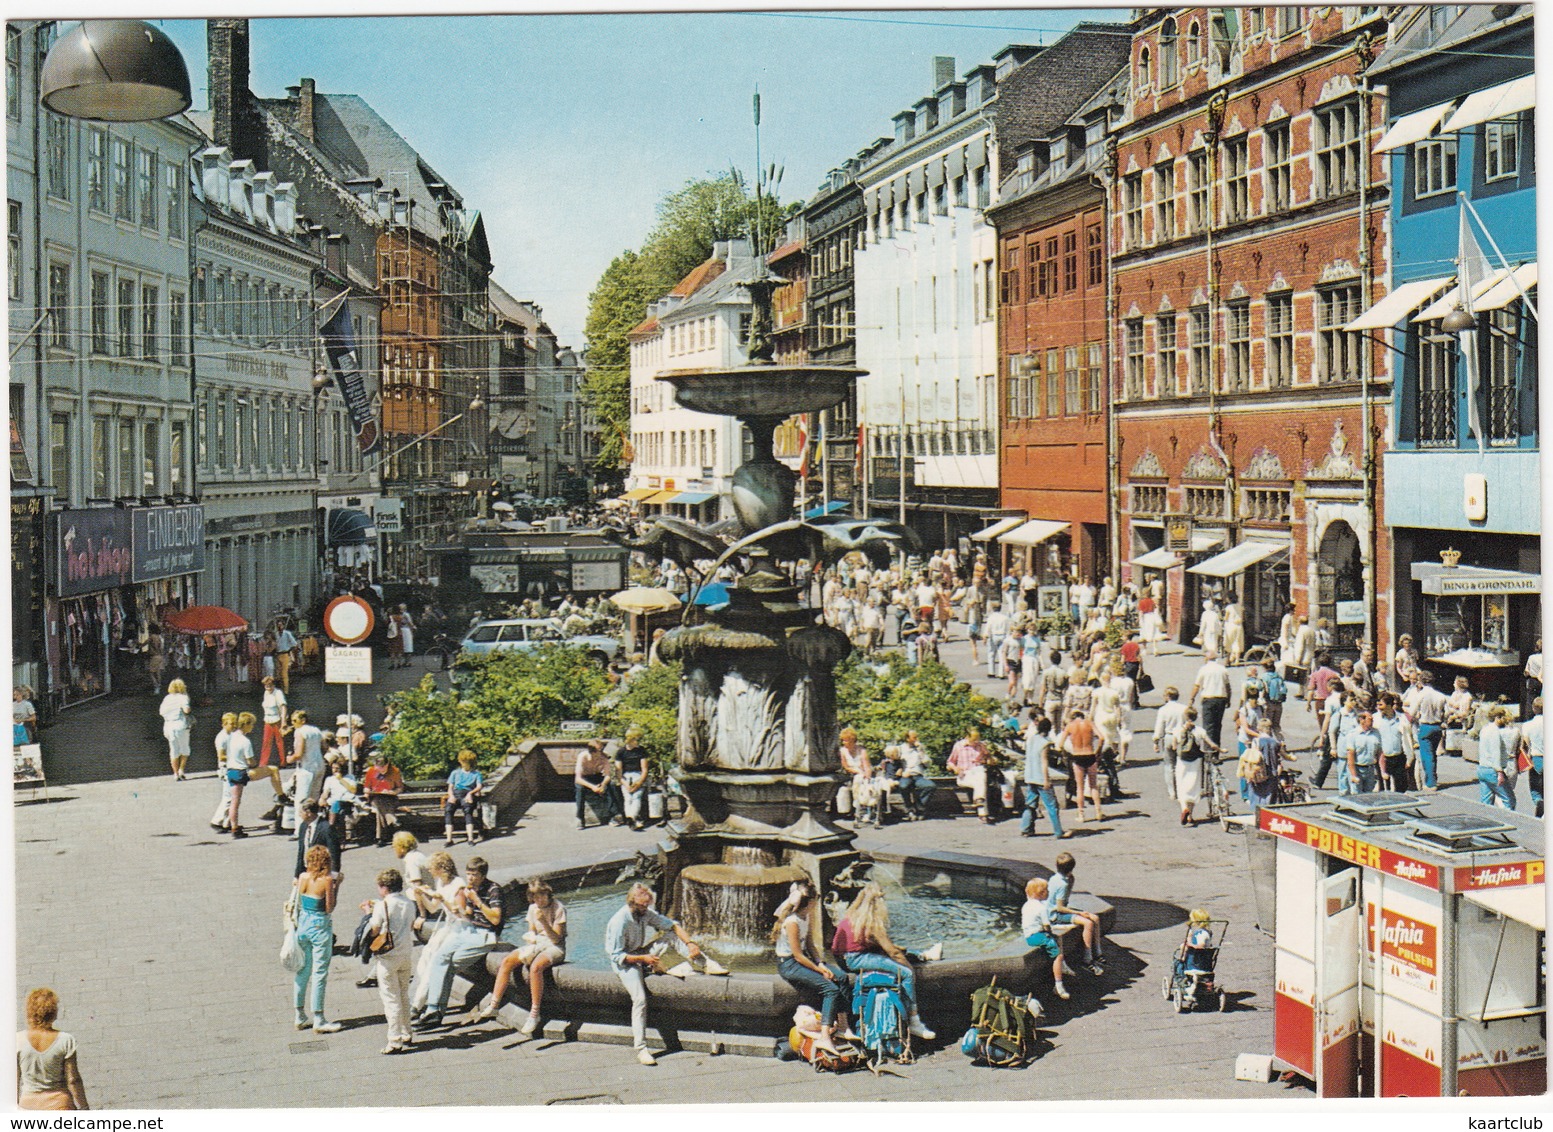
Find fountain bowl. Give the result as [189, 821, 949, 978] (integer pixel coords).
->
[657, 364, 863, 418]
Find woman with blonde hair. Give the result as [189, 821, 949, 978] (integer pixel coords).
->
[292, 843, 342, 1032]
[159, 678, 193, 779]
[479, 878, 568, 1035]
[16, 988, 89, 1110]
[829, 883, 933, 1040]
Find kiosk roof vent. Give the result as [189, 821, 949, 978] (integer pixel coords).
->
[1327, 792, 1426, 829]
[1403, 812, 1518, 855]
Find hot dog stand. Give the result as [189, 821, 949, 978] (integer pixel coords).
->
[1259, 792, 1544, 1097]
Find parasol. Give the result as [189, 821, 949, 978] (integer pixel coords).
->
[162, 605, 249, 636]
[608, 587, 683, 615]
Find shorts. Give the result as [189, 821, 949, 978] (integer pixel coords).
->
[1049, 910, 1074, 925]
[224, 768, 250, 785]
[1069, 755, 1097, 770]
[516, 942, 566, 966]
[1025, 931, 1061, 959]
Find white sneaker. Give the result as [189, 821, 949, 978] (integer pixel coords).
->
[1054, 982, 1070, 1000]
[520, 1012, 540, 1035]
[908, 1015, 935, 1040]
[313, 1019, 342, 1033]
[636, 1047, 658, 1066]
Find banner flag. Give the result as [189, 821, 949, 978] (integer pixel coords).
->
[1457, 206, 1490, 454]
[320, 298, 381, 455]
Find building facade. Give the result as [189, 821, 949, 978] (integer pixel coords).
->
[487, 283, 586, 501]
[8, 20, 205, 709]
[768, 221, 809, 480]
[1369, 5, 1538, 696]
[1110, 6, 1393, 652]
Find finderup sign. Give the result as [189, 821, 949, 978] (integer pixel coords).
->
[131, 504, 206, 583]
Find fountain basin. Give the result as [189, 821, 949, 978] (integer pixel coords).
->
[656, 365, 863, 418]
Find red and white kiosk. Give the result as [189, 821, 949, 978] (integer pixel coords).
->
[1259, 792, 1544, 1097]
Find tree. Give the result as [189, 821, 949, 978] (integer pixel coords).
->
[592, 660, 681, 780]
[582, 250, 656, 472]
[834, 653, 998, 770]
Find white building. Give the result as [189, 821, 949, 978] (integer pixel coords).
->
[626, 239, 758, 524]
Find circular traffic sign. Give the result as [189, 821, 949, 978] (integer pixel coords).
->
[323, 595, 375, 645]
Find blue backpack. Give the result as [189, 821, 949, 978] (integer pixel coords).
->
[1262, 672, 1287, 703]
[853, 968, 912, 1066]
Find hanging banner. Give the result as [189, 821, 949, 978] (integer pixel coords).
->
[320, 298, 381, 455]
[52, 509, 133, 597]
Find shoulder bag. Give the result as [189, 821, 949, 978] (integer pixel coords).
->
[279, 888, 304, 972]
[368, 901, 395, 956]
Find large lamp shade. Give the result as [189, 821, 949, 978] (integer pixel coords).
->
[41, 20, 192, 122]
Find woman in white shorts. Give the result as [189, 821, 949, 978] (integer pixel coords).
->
[159, 678, 193, 779]
[480, 879, 567, 1036]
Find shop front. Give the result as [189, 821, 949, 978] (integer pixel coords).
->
[997, 518, 1071, 589]
[1187, 537, 1292, 647]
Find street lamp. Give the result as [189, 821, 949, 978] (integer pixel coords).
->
[1440, 307, 1477, 333]
[40, 20, 192, 122]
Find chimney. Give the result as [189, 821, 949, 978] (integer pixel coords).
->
[934, 56, 956, 89]
[207, 19, 259, 159]
[298, 77, 316, 143]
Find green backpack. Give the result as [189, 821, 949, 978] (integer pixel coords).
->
[964, 977, 1040, 1067]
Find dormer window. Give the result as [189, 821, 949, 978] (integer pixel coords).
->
[1160, 18, 1179, 87]
[1138, 46, 1151, 89]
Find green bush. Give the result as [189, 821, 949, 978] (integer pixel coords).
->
[593, 661, 682, 779]
[834, 653, 997, 771]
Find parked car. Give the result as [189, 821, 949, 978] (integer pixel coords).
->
[459, 618, 621, 667]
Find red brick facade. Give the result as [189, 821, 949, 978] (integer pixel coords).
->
[1110, 7, 1393, 653]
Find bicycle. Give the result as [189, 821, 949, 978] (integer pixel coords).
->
[1205, 753, 1235, 826]
[416, 633, 462, 673]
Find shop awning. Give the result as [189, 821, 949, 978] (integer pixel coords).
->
[643, 490, 679, 505]
[1188, 540, 1289, 578]
[1442, 73, 1535, 135]
[621, 488, 657, 502]
[971, 515, 1026, 541]
[1130, 547, 1183, 570]
[803, 500, 849, 519]
[1409, 562, 1541, 596]
[675, 491, 716, 506]
[326, 508, 375, 546]
[1373, 101, 1456, 153]
[998, 519, 1070, 548]
[1473, 262, 1538, 312]
[1343, 276, 1454, 330]
[1414, 267, 1512, 322]
[1464, 884, 1546, 932]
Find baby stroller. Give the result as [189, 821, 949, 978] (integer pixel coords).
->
[852, 967, 913, 1070]
[1162, 909, 1228, 1013]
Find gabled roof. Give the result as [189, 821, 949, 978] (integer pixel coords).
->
[994, 22, 1134, 155]
[628, 316, 661, 339]
[767, 239, 804, 263]
[669, 259, 725, 298]
[1370, 4, 1533, 76]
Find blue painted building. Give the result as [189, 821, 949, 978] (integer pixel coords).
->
[1362, 5, 1538, 692]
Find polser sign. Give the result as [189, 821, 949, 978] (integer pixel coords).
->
[132, 505, 205, 583]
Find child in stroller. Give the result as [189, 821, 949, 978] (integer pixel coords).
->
[1164, 908, 1228, 1013]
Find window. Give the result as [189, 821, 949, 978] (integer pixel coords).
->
[194, 267, 208, 333]
[1025, 241, 1041, 300]
[6, 200, 19, 300]
[1123, 173, 1144, 249]
[975, 166, 989, 208]
[933, 183, 946, 216]
[1315, 100, 1361, 199]
[1156, 314, 1178, 394]
[954, 175, 967, 208]
[86, 128, 107, 212]
[47, 263, 70, 349]
[1486, 304, 1527, 444]
[112, 136, 133, 221]
[1064, 346, 1081, 414]
[1086, 224, 1103, 286]
[1223, 137, 1249, 223]
[1087, 342, 1103, 413]
[214, 272, 228, 336]
[137, 149, 158, 229]
[91, 418, 108, 497]
[5, 26, 18, 120]
[165, 159, 184, 239]
[170, 422, 185, 491]
[1046, 348, 1061, 416]
[45, 114, 69, 200]
[233, 276, 246, 339]
[142, 420, 159, 492]
[1154, 163, 1175, 240]
[117, 419, 135, 497]
[1266, 122, 1292, 211]
[89, 271, 110, 353]
[1138, 46, 1151, 90]
[1187, 151, 1210, 233]
[1000, 245, 1021, 307]
[1063, 231, 1078, 291]
[1042, 237, 1059, 296]
[1276, 6, 1304, 37]
[1160, 18, 1179, 87]
[1415, 320, 1457, 446]
[1188, 306, 1211, 393]
[1267, 293, 1294, 387]
[1225, 302, 1251, 390]
[1245, 7, 1266, 37]
[1185, 21, 1203, 67]
[116, 277, 136, 357]
[1414, 138, 1458, 198]
[141, 284, 159, 360]
[170, 293, 186, 367]
[915, 192, 927, 224]
[1484, 118, 1520, 182]
[1124, 318, 1145, 399]
[50, 414, 71, 500]
[1318, 284, 1362, 382]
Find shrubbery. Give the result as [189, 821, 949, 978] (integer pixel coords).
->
[833, 652, 997, 770]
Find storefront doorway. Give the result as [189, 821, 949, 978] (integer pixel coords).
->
[1316, 520, 1365, 656]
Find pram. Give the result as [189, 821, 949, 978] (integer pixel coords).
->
[1161, 913, 1228, 1013]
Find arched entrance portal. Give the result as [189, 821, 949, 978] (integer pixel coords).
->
[1316, 520, 1364, 656]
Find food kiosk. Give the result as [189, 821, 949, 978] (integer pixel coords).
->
[1260, 792, 1544, 1097]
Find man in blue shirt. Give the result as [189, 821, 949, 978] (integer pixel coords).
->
[1342, 712, 1383, 795]
[605, 883, 702, 1065]
[1019, 711, 1067, 839]
[1373, 694, 1416, 793]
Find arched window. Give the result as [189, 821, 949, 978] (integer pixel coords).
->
[1138, 45, 1151, 89]
[1186, 21, 1203, 67]
[1317, 520, 1364, 653]
[1160, 18, 1180, 87]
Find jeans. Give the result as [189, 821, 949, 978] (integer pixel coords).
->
[1020, 783, 1064, 837]
[1351, 763, 1378, 795]
[1416, 723, 1442, 789]
[426, 924, 498, 1013]
[575, 778, 618, 824]
[1478, 766, 1517, 810]
[620, 774, 648, 822]
[1530, 756, 1543, 814]
[294, 909, 333, 1020]
[899, 774, 936, 815]
[778, 958, 850, 1026]
[411, 923, 453, 1011]
[841, 951, 916, 1013]
[1200, 697, 1229, 752]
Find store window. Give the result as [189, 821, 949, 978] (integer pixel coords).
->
[1316, 520, 1364, 653]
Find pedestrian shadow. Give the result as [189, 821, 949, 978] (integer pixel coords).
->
[1036, 944, 1144, 1025]
[1098, 895, 1191, 935]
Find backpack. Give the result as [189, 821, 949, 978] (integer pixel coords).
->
[788, 1026, 865, 1073]
[963, 977, 1039, 1067]
[853, 968, 912, 1066]
[1262, 672, 1287, 703]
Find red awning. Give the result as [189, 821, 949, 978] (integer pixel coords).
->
[162, 605, 249, 636]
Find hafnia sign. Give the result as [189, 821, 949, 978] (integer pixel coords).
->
[323, 595, 375, 645]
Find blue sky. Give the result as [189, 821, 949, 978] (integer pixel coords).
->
[153, 8, 1128, 346]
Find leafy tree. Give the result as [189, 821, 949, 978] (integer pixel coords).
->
[592, 660, 682, 779]
[834, 653, 997, 770]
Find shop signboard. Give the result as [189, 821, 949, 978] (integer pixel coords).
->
[1259, 809, 1440, 889]
[51, 509, 133, 597]
[1379, 908, 1439, 994]
[131, 505, 205, 583]
[373, 498, 403, 534]
[1335, 600, 1366, 625]
[1164, 514, 1194, 554]
[571, 560, 623, 593]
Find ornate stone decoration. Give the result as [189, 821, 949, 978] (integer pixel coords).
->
[1130, 448, 1166, 478]
[1242, 447, 1286, 481]
[1308, 420, 1359, 479]
[1182, 445, 1228, 481]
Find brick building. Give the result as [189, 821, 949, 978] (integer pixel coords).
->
[767, 223, 809, 479]
[986, 62, 1128, 587]
[1110, 7, 1393, 652]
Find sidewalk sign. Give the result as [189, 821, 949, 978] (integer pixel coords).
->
[325, 646, 373, 742]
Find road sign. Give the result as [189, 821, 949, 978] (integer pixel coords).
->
[323, 594, 375, 645]
[324, 646, 373, 685]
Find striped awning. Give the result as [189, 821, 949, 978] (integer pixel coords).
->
[998, 519, 1069, 548]
[644, 490, 679, 505]
[971, 515, 1025, 541]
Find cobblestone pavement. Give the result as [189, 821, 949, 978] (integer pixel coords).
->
[14, 632, 1494, 1108]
